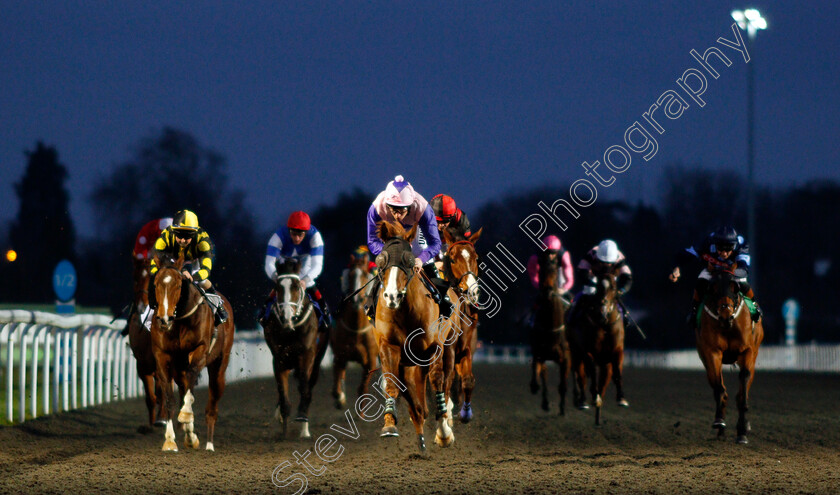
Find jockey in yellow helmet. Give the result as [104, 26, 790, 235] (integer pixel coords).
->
[149, 209, 228, 326]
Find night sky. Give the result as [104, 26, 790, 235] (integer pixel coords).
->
[2, 1, 838, 237]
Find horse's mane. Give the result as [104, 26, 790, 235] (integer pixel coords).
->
[276, 257, 302, 276]
[377, 220, 406, 240]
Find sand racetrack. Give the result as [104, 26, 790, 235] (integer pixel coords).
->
[1, 363, 839, 494]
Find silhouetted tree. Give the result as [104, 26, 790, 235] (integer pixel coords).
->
[5, 142, 76, 302]
[87, 127, 262, 327]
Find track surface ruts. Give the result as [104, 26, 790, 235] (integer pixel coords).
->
[1, 364, 839, 494]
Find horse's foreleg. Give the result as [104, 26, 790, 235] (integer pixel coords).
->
[273, 360, 291, 437]
[403, 366, 427, 452]
[613, 351, 629, 407]
[296, 352, 315, 439]
[529, 357, 540, 394]
[204, 350, 229, 451]
[457, 354, 476, 423]
[538, 361, 549, 412]
[595, 363, 612, 426]
[434, 345, 456, 448]
[736, 350, 757, 444]
[154, 353, 178, 452]
[702, 351, 727, 434]
[175, 370, 200, 449]
[558, 358, 568, 416]
[140, 372, 157, 427]
[333, 357, 347, 409]
[377, 342, 402, 438]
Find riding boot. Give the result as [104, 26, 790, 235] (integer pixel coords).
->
[686, 289, 701, 329]
[205, 285, 228, 326]
[121, 301, 136, 336]
[310, 289, 333, 331]
[741, 285, 763, 322]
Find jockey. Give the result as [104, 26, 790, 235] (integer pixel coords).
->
[525, 235, 574, 327]
[148, 209, 228, 326]
[262, 211, 331, 331]
[123, 217, 173, 334]
[429, 194, 472, 239]
[340, 245, 378, 295]
[365, 175, 445, 320]
[526, 235, 574, 294]
[669, 225, 762, 327]
[567, 239, 632, 323]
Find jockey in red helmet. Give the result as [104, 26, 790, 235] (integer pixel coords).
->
[261, 211, 332, 331]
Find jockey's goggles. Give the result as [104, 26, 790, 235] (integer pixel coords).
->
[715, 243, 736, 252]
[289, 229, 306, 236]
[173, 230, 195, 240]
[387, 205, 409, 213]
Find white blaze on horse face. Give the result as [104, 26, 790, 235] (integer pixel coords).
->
[465, 273, 479, 303]
[383, 267, 401, 308]
[163, 275, 172, 284]
[280, 278, 294, 322]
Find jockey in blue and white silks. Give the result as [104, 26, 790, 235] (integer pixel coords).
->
[262, 211, 331, 330]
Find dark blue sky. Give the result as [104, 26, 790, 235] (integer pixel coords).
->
[2, 1, 838, 237]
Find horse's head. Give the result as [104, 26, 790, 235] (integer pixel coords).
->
[709, 270, 742, 327]
[443, 227, 482, 304]
[342, 255, 373, 307]
[132, 257, 151, 307]
[595, 272, 619, 324]
[273, 257, 307, 327]
[376, 220, 418, 310]
[537, 246, 560, 294]
[152, 255, 186, 331]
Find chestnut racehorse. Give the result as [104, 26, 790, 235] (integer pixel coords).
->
[567, 269, 628, 426]
[151, 256, 234, 452]
[696, 269, 764, 444]
[374, 221, 455, 453]
[127, 257, 165, 430]
[330, 255, 378, 409]
[528, 249, 570, 415]
[262, 258, 329, 438]
[440, 227, 483, 423]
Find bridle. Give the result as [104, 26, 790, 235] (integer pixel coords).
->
[272, 274, 314, 328]
[376, 239, 417, 300]
[443, 240, 479, 299]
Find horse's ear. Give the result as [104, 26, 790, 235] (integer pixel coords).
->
[441, 227, 455, 245]
[376, 221, 389, 241]
[469, 227, 483, 244]
[405, 223, 418, 243]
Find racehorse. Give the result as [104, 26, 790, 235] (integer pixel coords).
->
[528, 248, 570, 415]
[567, 269, 628, 426]
[374, 220, 456, 452]
[151, 256, 234, 451]
[330, 254, 378, 410]
[262, 258, 329, 438]
[440, 227, 483, 423]
[696, 269, 764, 444]
[126, 257, 165, 431]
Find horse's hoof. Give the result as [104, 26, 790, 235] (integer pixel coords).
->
[459, 405, 473, 423]
[185, 433, 200, 449]
[299, 422, 311, 439]
[618, 398, 629, 408]
[418, 434, 427, 452]
[205, 442, 215, 451]
[529, 382, 539, 394]
[380, 426, 399, 437]
[713, 419, 726, 429]
[153, 419, 167, 428]
[736, 435, 748, 445]
[162, 440, 178, 452]
[334, 399, 346, 410]
[435, 430, 455, 448]
[577, 403, 590, 411]
[177, 411, 194, 424]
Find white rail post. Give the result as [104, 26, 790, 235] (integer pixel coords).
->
[19, 323, 36, 423]
[96, 327, 106, 405]
[31, 325, 50, 419]
[4, 323, 18, 422]
[63, 328, 73, 411]
[104, 330, 115, 403]
[42, 327, 52, 416]
[52, 329, 62, 413]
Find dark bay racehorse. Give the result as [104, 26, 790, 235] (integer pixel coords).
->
[331, 255, 378, 410]
[263, 258, 329, 438]
[151, 256, 234, 451]
[127, 257, 165, 430]
[374, 220, 455, 452]
[696, 269, 764, 444]
[567, 269, 627, 426]
[441, 227, 483, 423]
[528, 248, 570, 415]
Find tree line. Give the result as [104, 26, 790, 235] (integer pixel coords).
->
[1, 128, 838, 348]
